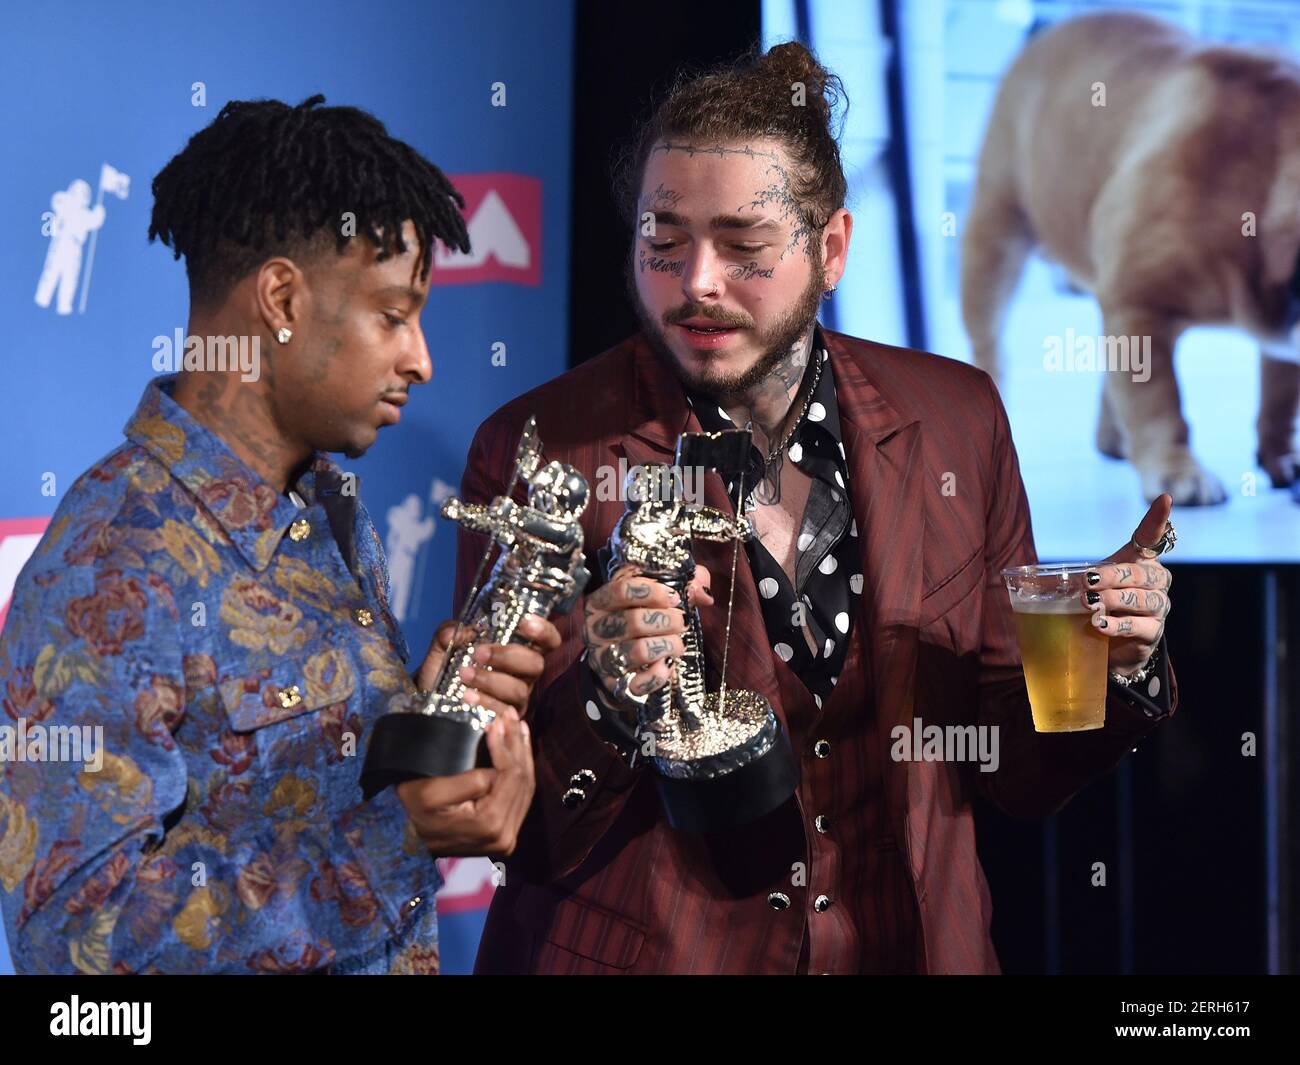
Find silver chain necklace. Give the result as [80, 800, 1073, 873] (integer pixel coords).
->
[743, 352, 823, 512]
[762, 351, 822, 467]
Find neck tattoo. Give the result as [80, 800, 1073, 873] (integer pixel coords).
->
[745, 333, 820, 510]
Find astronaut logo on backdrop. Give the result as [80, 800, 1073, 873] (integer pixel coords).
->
[35, 164, 130, 316]
[384, 477, 455, 623]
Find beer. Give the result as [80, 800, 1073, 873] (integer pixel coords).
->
[1011, 601, 1109, 731]
[1002, 563, 1108, 733]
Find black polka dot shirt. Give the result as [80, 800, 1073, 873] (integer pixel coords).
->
[683, 328, 861, 710]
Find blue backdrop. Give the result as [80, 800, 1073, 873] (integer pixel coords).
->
[0, 0, 573, 974]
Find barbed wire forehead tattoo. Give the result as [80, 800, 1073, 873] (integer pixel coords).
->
[643, 142, 818, 260]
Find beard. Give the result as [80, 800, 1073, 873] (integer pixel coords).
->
[627, 248, 826, 399]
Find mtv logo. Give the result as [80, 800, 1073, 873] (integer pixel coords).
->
[434, 856, 499, 914]
[0, 518, 51, 635]
[431, 174, 541, 286]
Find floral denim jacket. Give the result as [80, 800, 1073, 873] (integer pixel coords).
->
[0, 375, 440, 973]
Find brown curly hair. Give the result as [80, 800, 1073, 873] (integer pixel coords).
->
[614, 41, 849, 250]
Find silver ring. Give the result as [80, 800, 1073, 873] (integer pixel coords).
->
[614, 671, 649, 706]
[1131, 519, 1176, 559]
[604, 641, 633, 675]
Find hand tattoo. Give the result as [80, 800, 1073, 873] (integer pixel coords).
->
[593, 613, 628, 640]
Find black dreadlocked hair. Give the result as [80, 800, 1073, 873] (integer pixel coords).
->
[148, 94, 471, 307]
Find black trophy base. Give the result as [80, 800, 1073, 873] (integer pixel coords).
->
[360, 712, 491, 800]
[654, 727, 799, 834]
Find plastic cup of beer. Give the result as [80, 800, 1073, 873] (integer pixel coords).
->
[1000, 563, 1108, 733]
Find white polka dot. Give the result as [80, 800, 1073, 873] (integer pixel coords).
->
[821, 349, 829, 362]
[1147, 676, 1161, 698]
[718, 406, 732, 422]
[834, 469, 845, 488]
[788, 441, 803, 463]
[850, 519, 858, 537]
[824, 638, 835, 657]
[797, 532, 814, 552]
[839, 442, 846, 460]
[585, 700, 601, 721]
[808, 402, 827, 422]
[835, 611, 849, 633]
[774, 642, 794, 662]
[814, 694, 823, 708]
[819, 554, 838, 575]
[850, 573, 863, 594]
[831, 490, 840, 502]
[759, 577, 779, 599]
[830, 676, 838, 686]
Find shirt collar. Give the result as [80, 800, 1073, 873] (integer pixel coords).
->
[124, 374, 348, 572]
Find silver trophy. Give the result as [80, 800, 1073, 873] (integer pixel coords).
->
[605, 430, 797, 832]
[362, 417, 590, 798]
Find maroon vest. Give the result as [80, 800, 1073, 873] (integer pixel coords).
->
[773, 593, 923, 973]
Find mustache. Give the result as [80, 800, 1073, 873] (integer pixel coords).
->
[663, 305, 753, 329]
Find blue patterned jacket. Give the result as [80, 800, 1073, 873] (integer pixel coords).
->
[0, 375, 440, 973]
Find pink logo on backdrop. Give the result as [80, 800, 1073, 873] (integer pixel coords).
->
[0, 518, 51, 634]
[430, 174, 542, 286]
[435, 857, 498, 914]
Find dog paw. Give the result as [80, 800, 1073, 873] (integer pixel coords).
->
[1095, 421, 1127, 460]
[1138, 456, 1227, 506]
[1258, 450, 1300, 488]
[1094, 398, 1127, 459]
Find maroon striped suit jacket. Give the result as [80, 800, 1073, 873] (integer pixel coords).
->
[453, 330, 1178, 974]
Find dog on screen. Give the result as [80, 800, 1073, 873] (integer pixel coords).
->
[962, 10, 1300, 505]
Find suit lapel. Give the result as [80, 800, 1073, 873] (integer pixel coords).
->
[825, 334, 924, 849]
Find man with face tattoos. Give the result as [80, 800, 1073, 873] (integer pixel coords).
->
[0, 97, 559, 973]
[457, 45, 1180, 975]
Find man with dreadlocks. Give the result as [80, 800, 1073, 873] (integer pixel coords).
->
[0, 95, 557, 974]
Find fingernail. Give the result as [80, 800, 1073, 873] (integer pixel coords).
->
[1085, 591, 1100, 605]
[463, 688, 480, 703]
[1086, 571, 1101, 585]
[522, 614, 542, 631]
[669, 590, 681, 604]
[1098, 617, 1108, 628]
[459, 665, 476, 681]
[474, 645, 492, 662]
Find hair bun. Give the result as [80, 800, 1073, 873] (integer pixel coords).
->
[616, 41, 848, 233]
[760, 41, 837, 118]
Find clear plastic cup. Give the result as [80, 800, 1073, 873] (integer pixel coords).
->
[1001, 562, 1108, 733]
